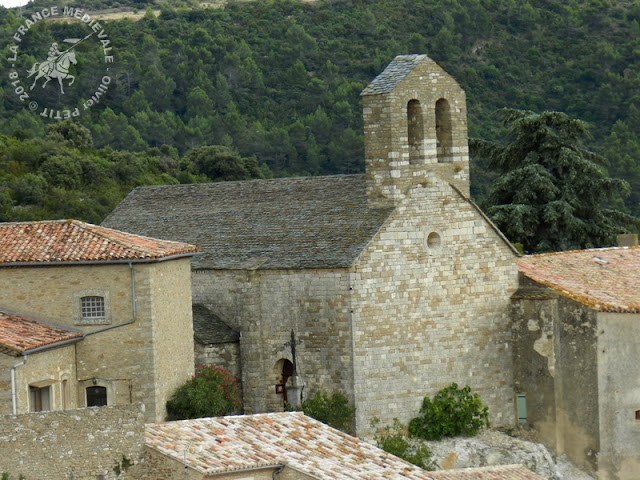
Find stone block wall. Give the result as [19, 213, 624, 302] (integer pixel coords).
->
[191, 269, 354, 414]
[194, 342, 242, 381]
[512, 277, 600, 476]
[0, 403, 145, 479]
[351, 175, 518, 434]
[597, 312, 640, 480]
[0, 264, 132, 334]
[0, 344, 77, 415]
[0, 259, 195, 423]
[147, 258, 195, 422]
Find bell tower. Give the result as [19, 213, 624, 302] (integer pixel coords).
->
[361, 55, 470, 208]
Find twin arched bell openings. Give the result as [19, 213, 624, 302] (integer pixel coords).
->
[406, 97, 453, 165]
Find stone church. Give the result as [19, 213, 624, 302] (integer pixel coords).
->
[103, 55, 520, 435]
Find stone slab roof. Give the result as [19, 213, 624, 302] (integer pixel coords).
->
[0, 308, 82, 355]
[192, 304, 239, 344]
[517, 246, 640, 313]
[0, 220, 197, 265]
[145, 412, 546, 480]
[361, 54, 427, 95]
[102, 175, 392, 270]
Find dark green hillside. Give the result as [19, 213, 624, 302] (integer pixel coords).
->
[1, 0, 639, 231]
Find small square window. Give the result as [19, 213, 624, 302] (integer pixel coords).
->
[635, 409, 640, 421]
[74, 291, 110, 325]
[81, 296, 105, 320]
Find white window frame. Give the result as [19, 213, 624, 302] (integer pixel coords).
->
[74, 289, 111, 325]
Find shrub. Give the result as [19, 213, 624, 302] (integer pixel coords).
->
[298, 390, 355, 434]
[408, 383, 489, 441]
[371, 418, 437, 471]
[166, 365, 242, 421]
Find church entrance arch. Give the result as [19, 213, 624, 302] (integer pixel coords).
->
[272, 358, 293, 408]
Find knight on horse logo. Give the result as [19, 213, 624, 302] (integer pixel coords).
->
[27, 34, 92, 95]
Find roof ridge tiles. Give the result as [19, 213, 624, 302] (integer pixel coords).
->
[0, 219, 197, 265]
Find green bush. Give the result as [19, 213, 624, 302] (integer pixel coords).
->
[298, 390, 355, 434]
[372, 418, 437, 471]
[166, 365, 242, 421]
[408, 383, 489, 441]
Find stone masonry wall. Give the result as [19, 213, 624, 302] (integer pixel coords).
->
[0, 260, 195, 423]
[597, 312, 640, 480]
[0, 403, 145, 480]
[511, 281, 560, 452]
[147, 258, 195, 422]
[191, 269, 354, 414]
[194, 342, 242, 381]
[0, 264, 132, 334]
[351, 175, 519, 435]
[512, 277, 600, 476]
[0, 344, 78, 415]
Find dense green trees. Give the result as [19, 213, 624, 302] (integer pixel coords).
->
[472, 109, 639, 253]
[0, 128, 269, 223]
[1, 0, 639, 246]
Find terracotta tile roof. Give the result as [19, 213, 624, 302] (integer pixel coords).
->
[0, 308, 82, 355]
[0, 220, 197, 265]
[145, 412, 546, 480]
[517, 246, 640, 313]
[430, 465, 546, 480]
[102, 175, 392, 270]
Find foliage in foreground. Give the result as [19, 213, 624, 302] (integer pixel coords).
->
[166, 365, 242, 421]
[472, 109, 639, 253]
[371, 418, 437, 471]
[408, 383, 489, 441]
[293, 390, 356, 434]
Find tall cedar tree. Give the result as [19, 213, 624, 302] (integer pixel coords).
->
[471, 109, 638, 253]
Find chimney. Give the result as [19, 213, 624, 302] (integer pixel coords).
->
[617, 234, 639, 247]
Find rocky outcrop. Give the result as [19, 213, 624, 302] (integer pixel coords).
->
[425, 430, 594, 480]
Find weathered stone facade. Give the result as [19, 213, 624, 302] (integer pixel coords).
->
[351, 174, 517, 430]
[191, 268, 354, 414]
[0, 239, 195, 422]
[0, 403, 145, 479]
[104, 55, 520, 435]
[513, 275, 640, 480]
[0, 342, 77, 416]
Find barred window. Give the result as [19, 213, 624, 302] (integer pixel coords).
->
[81, 296, 105, 320]
[74, 291, 110, 325]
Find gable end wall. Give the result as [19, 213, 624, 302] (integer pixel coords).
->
[352, 177, 518, 434]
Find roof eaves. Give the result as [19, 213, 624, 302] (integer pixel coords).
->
[520, 272, 640, 313]
[204, 464, 286, 478]
[0, 251, 200, 268]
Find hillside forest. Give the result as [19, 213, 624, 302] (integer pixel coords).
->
[1, 0, 639, 252]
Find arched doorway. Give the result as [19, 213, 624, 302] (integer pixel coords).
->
[281, 359, 293, 404]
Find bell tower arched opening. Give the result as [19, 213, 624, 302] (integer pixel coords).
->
[435, 98, 453, 163]
[407, 99, 424, 165]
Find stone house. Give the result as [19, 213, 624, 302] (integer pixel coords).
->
[142, 411, 546, 480]
[512, 239, 640, 480]
[103, 55, 520, 435]
[0, 219, 197, 422]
